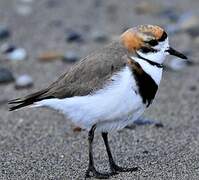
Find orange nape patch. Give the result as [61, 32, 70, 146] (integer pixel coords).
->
[120, 30, 143, 52]
[120, 25, 165, 52]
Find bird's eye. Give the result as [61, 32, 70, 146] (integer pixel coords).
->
[140, 47, 157, 53]
[147, 39, 158, 46]
[140, 47, 151, 53]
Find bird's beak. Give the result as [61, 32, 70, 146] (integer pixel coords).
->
[165, 47, 187, 59]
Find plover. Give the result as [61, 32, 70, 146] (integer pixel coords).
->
[9, 25, 187, 179]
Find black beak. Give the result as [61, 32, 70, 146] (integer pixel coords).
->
[166, 47, 187, 59]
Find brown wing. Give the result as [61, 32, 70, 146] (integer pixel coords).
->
[9, 41, 127, 111]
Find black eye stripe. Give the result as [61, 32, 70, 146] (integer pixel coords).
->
[147, 39, 158, 46]
[140, 47, 157, 53]
[140, 47, 151, 53]
[158, 31, 167, 42]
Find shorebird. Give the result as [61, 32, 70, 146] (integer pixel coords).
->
[9, 25, 187, 179]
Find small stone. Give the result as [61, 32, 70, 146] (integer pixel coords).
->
[62, 51, 79, 63]
[0, 26, 10, 40]
[0, 68, 15, 84]
[38, 51, 63, 62]
[168, 58, 188, 71]
[7, 48, 27, 61]
[60, 154, 65, 158]
[73, 127, 82, 132]
[92, 31, 108, 42]
[143, 150, 149, 154]
[66, 31, 83, 43]
[0, 43, 16, 54]
[154, 122, 164, 128]
[15, 74, 33, 89]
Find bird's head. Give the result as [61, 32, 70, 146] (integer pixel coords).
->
[121, 25, 187, 65]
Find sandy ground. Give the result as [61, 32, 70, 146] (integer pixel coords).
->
[0, 0, 199, 179]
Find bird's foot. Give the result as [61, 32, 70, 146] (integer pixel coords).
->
[110, 163, 139, 173]
[85, 166, 111, 179]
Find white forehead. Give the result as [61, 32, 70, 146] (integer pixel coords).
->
[156, 38, 169, 51]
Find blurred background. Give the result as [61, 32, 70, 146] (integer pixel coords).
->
[0, 0, 199, 179]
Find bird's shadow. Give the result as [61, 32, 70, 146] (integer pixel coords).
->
[125, 116, 164, 129]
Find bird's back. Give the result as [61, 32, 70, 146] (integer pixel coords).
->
[9, 40, 128, 110]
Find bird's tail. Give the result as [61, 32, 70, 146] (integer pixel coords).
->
[8, 89, 52, 111]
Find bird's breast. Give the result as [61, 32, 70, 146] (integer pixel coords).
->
[127, 58, 160, 107]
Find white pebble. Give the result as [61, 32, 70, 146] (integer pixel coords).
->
[15, 74, 33, 89]
[7, 48, 27, 61]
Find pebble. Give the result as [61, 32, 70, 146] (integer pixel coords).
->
[60, 154, 65, 158]
[66, 31, 83, 43]
[0, 43, 16, 54]
[154, 122, 164, 128]
[92, 31, 108, 42]
[168, 58, 188, 71]
[0, 26, 10, 40]
[15, 74, 33, 89]
[143, 150, 149, 154]
[73, 127, 82, 132]
[62, 51, 80, 63]
[0, 68, 15, 84]
[7, 48, 27, 61]
[38, 51, 63, 62]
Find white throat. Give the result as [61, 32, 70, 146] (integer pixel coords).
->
[131, 56, 163, 85]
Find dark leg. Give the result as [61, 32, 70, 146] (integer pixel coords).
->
[102, 132, 139, 174]
[85, 125, 110, 179]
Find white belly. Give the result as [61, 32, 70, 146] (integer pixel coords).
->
[34, 66, 146, 132]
